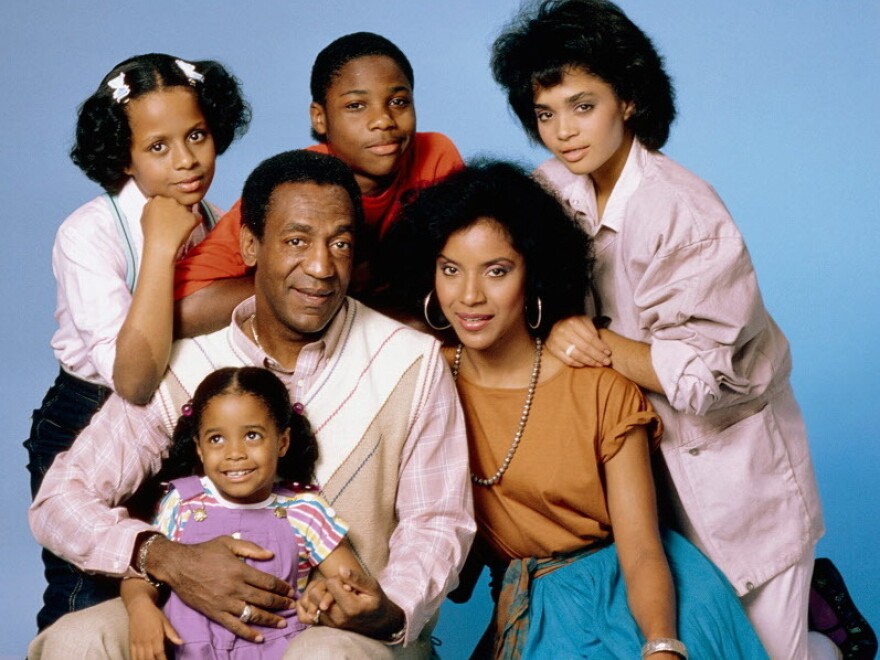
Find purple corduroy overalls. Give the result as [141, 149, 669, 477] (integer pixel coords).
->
[163, 476, 309, 659]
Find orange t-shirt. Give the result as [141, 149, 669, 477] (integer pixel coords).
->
[174, 132, 463, 300]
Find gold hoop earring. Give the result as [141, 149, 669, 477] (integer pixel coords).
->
[527, 296, 543, 330]
[423, 291, 452, 331]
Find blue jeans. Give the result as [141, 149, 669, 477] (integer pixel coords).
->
[24, 369, 119, 631]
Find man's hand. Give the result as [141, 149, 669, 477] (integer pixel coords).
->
[546, 314, 612, 367]
[147, 536, 295, 642]
[295, 566, 405, 640]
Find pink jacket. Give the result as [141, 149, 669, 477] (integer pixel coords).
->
[536, 141, 823, 595]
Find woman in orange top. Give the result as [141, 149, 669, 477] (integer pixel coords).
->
[386, 161, 766, 659]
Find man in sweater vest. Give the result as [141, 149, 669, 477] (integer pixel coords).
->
[29, 150, 475, 659]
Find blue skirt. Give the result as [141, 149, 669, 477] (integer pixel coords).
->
[520, 530, 768, 659]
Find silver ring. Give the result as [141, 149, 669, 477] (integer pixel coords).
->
[565, 343, 576, 358]
[240, 603, 253, 623]
[312, 609, 321, 625]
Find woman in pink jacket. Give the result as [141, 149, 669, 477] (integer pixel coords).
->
[490, 1, 872, 657]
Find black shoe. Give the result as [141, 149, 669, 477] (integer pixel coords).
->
[809, 557, 877, 659]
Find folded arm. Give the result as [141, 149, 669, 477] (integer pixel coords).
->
[115, 197, 202, 404]
[639, 236, 776, 416]
[173, 201, 252, 337]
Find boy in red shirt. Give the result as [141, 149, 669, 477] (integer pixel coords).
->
[174, 32, 462, 334]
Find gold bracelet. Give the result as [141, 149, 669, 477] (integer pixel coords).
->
[134, 532, 163, 589]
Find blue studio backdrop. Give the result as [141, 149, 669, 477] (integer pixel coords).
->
[1, 2, 877, 657]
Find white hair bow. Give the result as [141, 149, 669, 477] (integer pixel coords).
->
[175, 59, 205, 84]
[107, 72, 130, 103]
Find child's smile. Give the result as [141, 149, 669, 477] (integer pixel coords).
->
[195, 393, 290, 504]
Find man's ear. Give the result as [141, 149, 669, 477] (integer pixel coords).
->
[310, 102, 328, 137]
[240, 222, 259, 268]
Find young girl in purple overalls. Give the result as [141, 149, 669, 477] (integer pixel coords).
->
[121, 367, 362, 659]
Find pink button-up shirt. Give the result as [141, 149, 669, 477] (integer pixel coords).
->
[537, 141, 823, 594]
[50, 179, 216, 386]
[30, 297, 474, 641]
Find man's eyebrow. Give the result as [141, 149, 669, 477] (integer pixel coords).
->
[280, 222, 315, 233]
[279, 222, 356, 235]
[332, 223, 356, 236]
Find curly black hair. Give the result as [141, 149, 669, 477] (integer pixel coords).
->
[380, 159, 593, 339]
[162, 367, 319, 487]
[70, 53, 251, 193]
[309, 32, 414, 143]
[491, 0, 676, 150]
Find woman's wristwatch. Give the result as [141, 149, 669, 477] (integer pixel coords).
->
[641, 638, 688, 659]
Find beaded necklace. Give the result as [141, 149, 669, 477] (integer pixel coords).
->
[451, 337, 542, 486]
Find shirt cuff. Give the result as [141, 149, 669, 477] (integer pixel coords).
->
[379, 579, 419, 646]
[90, 518, 156, 578]
[651, 338, 718, 416]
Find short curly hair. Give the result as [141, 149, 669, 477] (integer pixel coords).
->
[240, 149, 363, 241]
[492, 0, 676, 150]
[71, 53, 251, 193]
[163, 367, 319, 487]
[381, 159, 593, 338]
[309, 32, 414, 143]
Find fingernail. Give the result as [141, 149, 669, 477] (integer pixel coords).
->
[255, 635, 264, 643]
